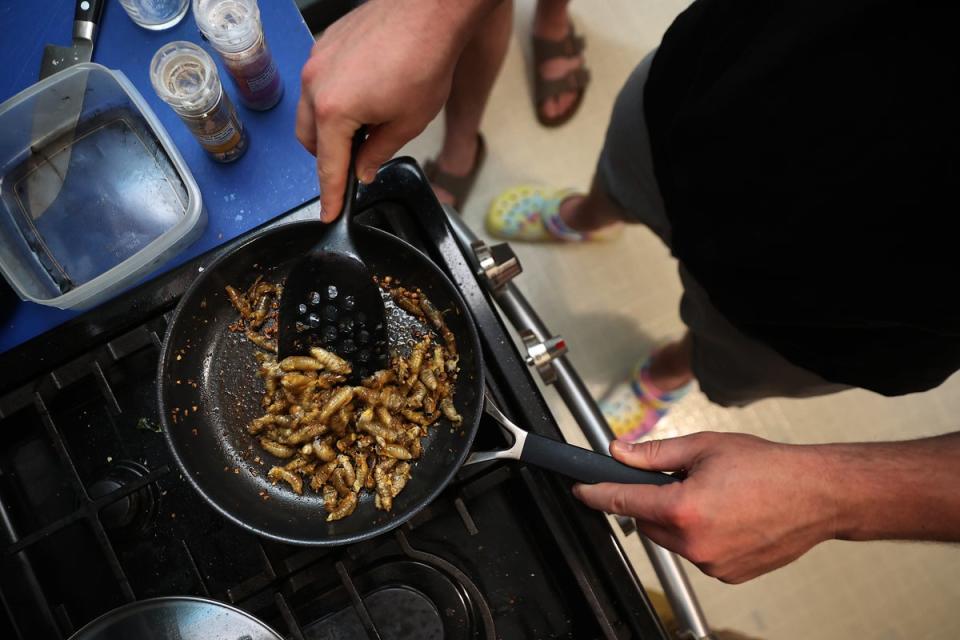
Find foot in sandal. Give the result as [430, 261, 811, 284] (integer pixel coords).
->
[486, 185, 621, 242]
[601, 352, 694, 442]
[533, 1, 590, 127]
[425, 134, 487, 211]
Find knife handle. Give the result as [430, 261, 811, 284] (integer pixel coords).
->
[74, 0, 107, 40]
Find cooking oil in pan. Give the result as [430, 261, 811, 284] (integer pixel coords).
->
[382, 289, 431, 357]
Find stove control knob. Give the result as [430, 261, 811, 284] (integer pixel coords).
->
[520, 330, 568, 385]
[471, 241, 522, 292]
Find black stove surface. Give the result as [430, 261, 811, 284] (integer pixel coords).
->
[0, 159, 666, 640]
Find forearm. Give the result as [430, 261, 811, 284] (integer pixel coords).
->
[815, 431, 960, 542]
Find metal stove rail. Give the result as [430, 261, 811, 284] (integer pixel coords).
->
[442, 204, 716, 640]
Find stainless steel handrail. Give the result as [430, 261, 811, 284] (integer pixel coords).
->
[444, 208, 715, 640]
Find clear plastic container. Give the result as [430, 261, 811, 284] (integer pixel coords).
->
[118, 0, 190, 31]
[0, 63, 206, 310]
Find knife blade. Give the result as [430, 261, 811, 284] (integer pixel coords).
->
[26, 0, 106, 220]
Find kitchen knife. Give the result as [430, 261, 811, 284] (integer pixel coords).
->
[26, 0, 107, 220]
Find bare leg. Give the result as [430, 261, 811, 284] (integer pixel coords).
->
[533, 0, 582, 121]
[432, 0, 513, 205]
[554, 178, 695, 388]
[555, 174, 627, 232]
[648, 332, 694, 391]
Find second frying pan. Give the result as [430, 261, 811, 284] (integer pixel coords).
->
[158, 159, 674, 546]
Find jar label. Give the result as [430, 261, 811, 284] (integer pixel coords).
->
[247, 59, 279, 93]
[183, 108, 244, 156]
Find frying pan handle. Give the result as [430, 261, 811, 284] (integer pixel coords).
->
[520, 432, 678, 486]
[356, 157, 445, 219]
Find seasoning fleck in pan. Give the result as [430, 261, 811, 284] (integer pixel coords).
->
[158, 159, 674, 546]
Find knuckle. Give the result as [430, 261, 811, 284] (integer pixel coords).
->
[300, 59, 320, 89]
[609, 487, 633, 516]
[312, 95, 339, 121]
[664, 495, 700, 530]
[644, 438, 663, 463]
[316, 159, 339, 180]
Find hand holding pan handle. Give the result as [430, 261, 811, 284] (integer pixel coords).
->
[465, 391, 678, 486]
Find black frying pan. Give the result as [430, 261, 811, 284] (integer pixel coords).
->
[159, 160, 674, 547]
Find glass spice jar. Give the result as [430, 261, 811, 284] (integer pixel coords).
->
[192, 0, 284, 111]
[150, 41, 249, 163]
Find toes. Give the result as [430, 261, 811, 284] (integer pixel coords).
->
[554, 92, 577, 115]
[539, 93, 578, 120]
[540, 97, 561, 120]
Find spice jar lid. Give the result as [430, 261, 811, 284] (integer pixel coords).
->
[150, 41, 221, 115]
[193, 0, 262, 54]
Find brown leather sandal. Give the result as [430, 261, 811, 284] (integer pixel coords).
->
[423, 134, 487, 212]
[533, 27, 591, 128]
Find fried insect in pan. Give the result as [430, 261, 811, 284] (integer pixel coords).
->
[309, 346, 351, 375]
[268, 466, 303, 494]
[260, 438, 295, 458]
[229, 277, 464, 519]
[226, 285, 252, 316]
[327, 492, 358, 521]
[245, 331, 276, 352]
[280, 356, 324, 372]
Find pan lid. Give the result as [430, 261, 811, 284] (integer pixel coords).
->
[68, 596, 283, 640]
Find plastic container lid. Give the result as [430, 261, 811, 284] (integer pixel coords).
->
[193, 0, 263, 53]
[0, 63, 206, 310]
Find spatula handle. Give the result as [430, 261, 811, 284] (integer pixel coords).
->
[343, 127, 365, 214]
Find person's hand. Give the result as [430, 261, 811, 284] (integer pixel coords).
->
[296, 0, 489, 221]
[574, 432, 841, 583]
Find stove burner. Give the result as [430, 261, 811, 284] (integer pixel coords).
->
[87, 460, 159, 534]
[304, 587, 443, 640]
[294, 557, 478, 640]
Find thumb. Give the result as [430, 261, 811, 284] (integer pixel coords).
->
[609, 433, 709, 472]
[314, 118, 358, 222]
[355, 122, 420, 184]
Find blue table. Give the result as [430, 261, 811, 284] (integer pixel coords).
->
[0, 0, 320, 353]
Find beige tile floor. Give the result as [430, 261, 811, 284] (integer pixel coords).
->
[397, 1, 960, 638]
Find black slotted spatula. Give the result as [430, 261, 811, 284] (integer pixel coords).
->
[277, 130, 388, 381]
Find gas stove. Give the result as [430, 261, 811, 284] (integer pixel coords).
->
[0, 160, 667, 639]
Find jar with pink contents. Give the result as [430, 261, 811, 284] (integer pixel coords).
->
[192, 0, 284, 111]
